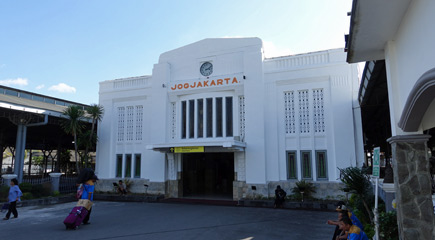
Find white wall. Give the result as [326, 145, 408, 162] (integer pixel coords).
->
[97, 39, 363, 188]
[264, 49, 362, 182]
[385, 0, 435, 134]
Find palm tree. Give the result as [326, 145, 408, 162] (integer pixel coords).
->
[339, 167, 373, 224]
[62, 105, 85, 174]
[83, 104, 104, 167]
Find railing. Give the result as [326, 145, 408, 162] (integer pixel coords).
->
[60, 175, 78, 194]
[100, 75, 152, 92]
[264, 50, 332, 72]
[22, 176, 51, 185]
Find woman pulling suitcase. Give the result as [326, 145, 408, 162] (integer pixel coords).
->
[64, 172, 98, 229]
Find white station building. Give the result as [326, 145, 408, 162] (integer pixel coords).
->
[96, 38, 364, 200]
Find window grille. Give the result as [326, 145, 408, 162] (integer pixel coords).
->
[239, 96, 245, 140]
[171, 103, 176, 139]
[126, 106, 134, 141]
[284, 91, 295, 134]
[298, 90, 310, 133]
[313, 89, 325, 133]
[135, 105, 143, 141]
[117, 107, 125, 141]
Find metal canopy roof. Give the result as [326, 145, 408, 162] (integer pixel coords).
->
[0, 85, 93, 150]
[358, 60, 391, 151]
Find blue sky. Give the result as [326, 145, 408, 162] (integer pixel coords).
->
[0, 0, 353, 105]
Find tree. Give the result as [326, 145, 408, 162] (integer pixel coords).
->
[61, 105, 85, 174]
[77, 130, 98, 168]
[83, 104, 104, 167]
[339, 167, 373, 224]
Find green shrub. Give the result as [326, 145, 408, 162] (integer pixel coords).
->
[0, 185, 9, 200]
[21, 192, 33, 200]
[52, 191, 60, 197]
[292, 180, 316, 200]
[30, 184, 51, 198]
[339, 167, 374, 223]
[19, 182, 32, 193]
[363, 223, 375, 239]
[379, 211, 398, 240]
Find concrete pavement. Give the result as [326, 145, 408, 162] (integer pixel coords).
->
[0, 201, 337, 240]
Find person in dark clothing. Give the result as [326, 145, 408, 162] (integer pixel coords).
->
[274, 185, 286, 208]
[117, 180, 127, 195]
[3, 178, 22, 220]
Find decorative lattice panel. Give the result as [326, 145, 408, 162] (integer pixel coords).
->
[117, 107, 125, 141]
[284, 91, 295, 134]
[298, 90, 310, 133]
[171, 102, 176, 139]
[313, 89, 325, 133]
[238, 96, 245, 140]
[135, 105, 143, 141]
[126, 106, 134, 141]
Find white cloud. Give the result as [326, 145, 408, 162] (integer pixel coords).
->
[262, 41, 293, 58]
[48, 83, 76, 93]
[0, 78, 28, 86]
[36, 84, 45, 90]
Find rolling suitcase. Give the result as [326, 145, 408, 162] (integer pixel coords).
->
[63, 206, 89, 230]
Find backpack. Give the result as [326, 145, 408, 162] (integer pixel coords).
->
[76, 184, 84, 199]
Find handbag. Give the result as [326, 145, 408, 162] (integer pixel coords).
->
[76, 184, 84, 199]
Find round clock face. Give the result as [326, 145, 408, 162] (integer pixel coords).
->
[200, 62, 213, 76]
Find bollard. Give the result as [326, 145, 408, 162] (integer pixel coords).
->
[2, 174, 18, 185]
[49, 172, 63, 194]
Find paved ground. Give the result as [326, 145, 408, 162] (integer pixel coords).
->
[0, 201, 337, 240]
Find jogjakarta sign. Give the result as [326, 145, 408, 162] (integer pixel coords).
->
[170, 75, 242, 91]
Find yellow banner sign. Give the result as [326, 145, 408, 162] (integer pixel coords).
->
[171, 146, 204, 153]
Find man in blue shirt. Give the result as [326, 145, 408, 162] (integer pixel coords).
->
[339, 217, 369, 240]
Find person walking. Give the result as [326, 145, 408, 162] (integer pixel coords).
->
[81, 174, 98, 225]
[3, 178, 22, 220]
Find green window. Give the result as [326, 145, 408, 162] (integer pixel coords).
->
[301, 151, 312, 179]
[116, 154, 122, 178]
[316, 151, 328, 180]
[134, 154, 141, 178]
[125, 154, 132, 178]
[287, 151, 297, 179]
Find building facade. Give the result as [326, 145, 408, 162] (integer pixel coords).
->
[346, 0, 435, 238]
[96, 38, 363, 200]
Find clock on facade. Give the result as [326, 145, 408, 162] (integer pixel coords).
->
[200, 62, 213, 76]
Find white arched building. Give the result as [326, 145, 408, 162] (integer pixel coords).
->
[96, 38, 363, 200]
